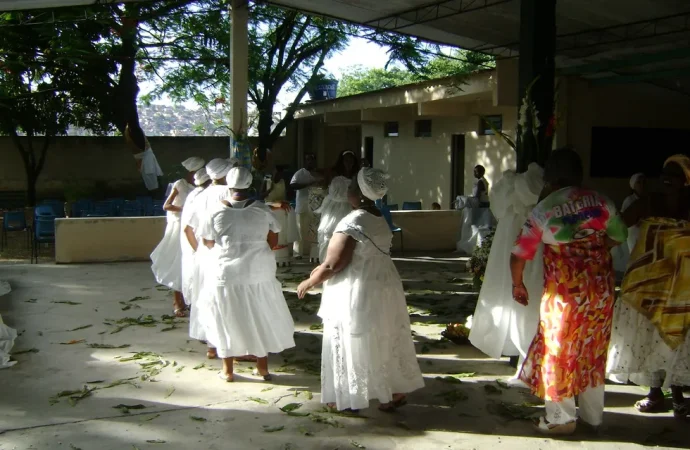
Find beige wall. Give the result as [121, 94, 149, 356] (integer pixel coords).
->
[390, 210, 462, 252]
[0, 135, 295, 199]
[55, 217, 165, 263]
[563, 77, 690, 205]
[360, 103, 516, 208]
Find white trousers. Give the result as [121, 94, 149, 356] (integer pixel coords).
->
[545, 383, 605, 426]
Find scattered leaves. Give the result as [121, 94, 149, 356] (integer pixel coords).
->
[350, 441, 366, 449]
[140, 414, 161, 423]
[113, 404, 146, 414]
[310, 413, 342, 428]
[86, 380, 105, 384]
[484, 384, 503, 395]
[248, 397, 268, 405]
[435, 376, 463, 384]
[60, 339, 86, 345]
[165, 386, 175, 399]
[25, 299, 38, 303]
[261, 386, 274, 392]
[436, 389, 469, 407]
[145, 440, 166, 444]
[52, 301, 81, 305]
[104, 315, 158, 334]
[190, 416, 207, 422]
[280, 403, 302, 413]
[262, 425, 285, 433]
[67, 325, 92, 332]
[12, 348, 39, 355]
[309, 323, 323, 331]
[193, 363, 206, 370]
[87, 343, 130, 349]
[175, 365, 185, 373]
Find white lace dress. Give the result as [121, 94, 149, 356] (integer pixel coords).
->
[318, 209, 425, 410]
[468, 164, 544, 375]
[185, 184, 230, 341]
[197, 200, 295, 358]
[315, 176, 352, 261]
[150, 179, 192, 291]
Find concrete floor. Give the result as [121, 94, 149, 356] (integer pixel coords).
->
[0, 256, 688, 450]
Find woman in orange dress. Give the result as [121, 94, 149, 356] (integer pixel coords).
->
[510, 149, 628, 435]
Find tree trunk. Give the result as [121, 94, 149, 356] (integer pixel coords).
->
[256, 106, 276, 160]
[11, 131, 49, 207]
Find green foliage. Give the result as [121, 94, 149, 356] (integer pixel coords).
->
[468, 227, 496, 290]
[337, 66, 415, 97]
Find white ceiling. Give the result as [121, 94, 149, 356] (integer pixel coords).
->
[0, 0, 144, 11]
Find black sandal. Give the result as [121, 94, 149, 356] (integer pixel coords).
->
[379, 396, 407, 412]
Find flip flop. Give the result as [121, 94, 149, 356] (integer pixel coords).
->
[173, 307, 188, 318]
[635, 397, 666, 413]
[379, 396, 407, 412]
[534, 417, 576, 435]
[252, 368, 272, 381]
[206, 349, 218, 360]
[218, 371, 233, 382]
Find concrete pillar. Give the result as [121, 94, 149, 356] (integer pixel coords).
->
[516, 0, 556, 172]
[230, 0, 249, 145]
[296, 119, 305, 169]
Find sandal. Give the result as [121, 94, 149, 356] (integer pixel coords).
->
[252, 368, 272, 381]
[173, 307, 188, 318]
[534, 417, 576, 435]
[673, 401, 688, 419]
[379, 395, 407, 412]
[635, 396, 666, 413]
[325, 404, 359, 414]
[206, 349, 218, 360]
[218, 371, 233, 383]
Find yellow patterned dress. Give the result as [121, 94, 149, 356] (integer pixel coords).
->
[512, 187, 628, 402]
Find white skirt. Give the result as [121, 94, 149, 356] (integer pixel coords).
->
[316, 198, 352, 260]
[188, 246, 210, 341]
[606, 299, 690, 388]
[151, 220, 183, 292]
[198, 279, 295, 358]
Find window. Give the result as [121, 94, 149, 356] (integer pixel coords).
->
[479, 115, 503, 135]
[415, 120, 432, 138]
[384, 121, 399, 138]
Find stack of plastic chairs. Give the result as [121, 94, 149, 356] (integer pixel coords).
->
[71, 199, 94, 218]
[122, 200, 143, 217]
[1, 210, 30, 251]
[32, 205, 56, 263]
[88, 201, 113, 217]
[40, 200, 65, 218]
[136, 196, 154, 216]
[152, 200, 166, 216]
[402, 201, 422, 211]
[108, 198, 125, 217]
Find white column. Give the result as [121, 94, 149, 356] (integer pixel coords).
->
[230, 0, 249, 143]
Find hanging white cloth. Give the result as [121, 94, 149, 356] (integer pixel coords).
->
[134, 144, 164, 191]
[0, 313, 17, 369]
[468, 163, 544, 377]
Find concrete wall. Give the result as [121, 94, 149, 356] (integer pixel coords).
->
[54, 210, 460, 263]
[564, 77, 690, 205]
[0, 135, 296, 200]
[55, 217, 166, 263]
[360, 102, 516, 208]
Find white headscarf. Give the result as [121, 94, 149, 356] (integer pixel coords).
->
[629, 173, 644, 190]
[226, 167, 253, 189]
[357, 167, 389, 201]
[228, 157, 240, 168]
[194, 167, 210, 186]
[182, 157, 205, 172]
[206, 158, 231, 180]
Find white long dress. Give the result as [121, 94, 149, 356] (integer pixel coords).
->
[186, 183, 230, 341]
[266, 179, 299, 263]
[316, 176, 353, 261]
[150, 179, 192, 291]
[318, 209, 425, 411]
[468, 164, 544, 376]
[197, 200, 295, 358]
[180, 186, 205, 306]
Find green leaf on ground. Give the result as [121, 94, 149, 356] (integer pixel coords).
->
[262, 425, 285, 432]
[193, 363, 206, 370]
[175, 365, 185, 373]
[102, 378, 139, 389]
[140, 414, 161, 423]
[70, 445, 82, 450]
[52, 301, 81, 305]
[350, 441, 366, 449]
[25, 299, 38, 303]
[160, 326, 175, 332]
[261, 386, 274, 392]
[113, 404, 146, 414]
[435, 376, 463, 384]
[145, 440, 166, 444]
[119, 352, 163, 362]
[190, 416, 207, 422]
[309, 323, 323, 331]
[495, 379, 510, 389]
[484, 384, 502, 395]
[12, 348, 39, 355]
[298, 426, 314, 436]
[309, 414, 342, 428]
[248, 397, 268, 405]
[68, 324, 92, 332]
[60, 339, 86, 345]
[165, 386, 175, 399]
[128, 296, 150, 303]
[86, 380, 105, 384]
[287, 411, 310, 417]
[436, 389, 469, 407]
[447, 372, 475, 378]
[87, 343, 130, 349]
[280, 403, 302, 413]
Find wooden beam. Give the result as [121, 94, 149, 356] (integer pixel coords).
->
[561, 48, 690, 76]
[324, 110, 361, 124]
[589, 67, 690, 86]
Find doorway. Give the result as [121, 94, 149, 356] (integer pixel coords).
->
[364, 136, 374, 167]
[451, 134, 465, 207]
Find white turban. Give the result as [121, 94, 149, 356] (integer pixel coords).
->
[226, 167, 253, 189]
[206, 158, 231, 180]
[228, 157, 240, 167]
[629, 172, 644, 190]
[194, 168, 210, 186]
[182, 157, 205, 172]
[357, 167, 389, 201]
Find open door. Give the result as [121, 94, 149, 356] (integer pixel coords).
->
[364, 136, 374, 167]
[451, 134, 465, 207]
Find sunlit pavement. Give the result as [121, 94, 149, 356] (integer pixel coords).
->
[0, 258, 687, 450]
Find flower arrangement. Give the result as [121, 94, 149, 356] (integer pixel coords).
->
[468, 227, 496, 290]
[442, 316, 473, 345]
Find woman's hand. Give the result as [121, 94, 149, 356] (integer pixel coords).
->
[512, 283, 529, 306]
[297, 280, 312, 299]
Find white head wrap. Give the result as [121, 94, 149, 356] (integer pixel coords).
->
[357, 168, 389, 201]
[629, 172, 644, 190]
[206, 158, 231, 180]
[226, 166, 253, 189]
[228, 157, 240, 167]
[194, 168, 210, 186]
[181, 157, 205, 172]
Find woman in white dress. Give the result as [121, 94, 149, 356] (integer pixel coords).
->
[180, 168, 211, 340]
[468, 163, 544, 385]
[316, 150, 360, 261]
[297, 167, 424, 412]
[199, 167, 296, 382]
[184, 158, 232, 359]
[262, 165, 299, 264]
[611, 173, 646, 276]
[151, 156, 205, 317]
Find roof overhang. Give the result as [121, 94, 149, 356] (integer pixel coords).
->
[0, 0, 147, 11]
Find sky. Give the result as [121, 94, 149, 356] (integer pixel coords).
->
[141, 37, 390, 109]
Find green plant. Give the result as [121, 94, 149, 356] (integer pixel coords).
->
[468, 227, 496, 290]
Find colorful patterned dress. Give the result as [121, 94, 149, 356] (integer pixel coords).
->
[512, 187, 627, 402]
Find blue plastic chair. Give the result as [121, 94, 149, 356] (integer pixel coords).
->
[34, 205, 56, 217]
[1, 211, 30, 251]
[136, 196, 154, 216]
[122, 200, 143, 217]
[402, 201, 422, 211]
[32, 209, 56, 263]
[107, 198, 125, 216]
[71, 199, 94, 217]
[152, 200, 166, 216]
[90, 201, 114, 217]
[388, 204, 399, 211]
[379, 205, 404, 255]
[40, 200, 65, 218]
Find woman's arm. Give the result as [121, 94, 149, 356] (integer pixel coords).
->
[163, 188, 182, 213]
[297, 233, 356, 298]
[184, 225, 198, 252]
[510, 253, 528, 306]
